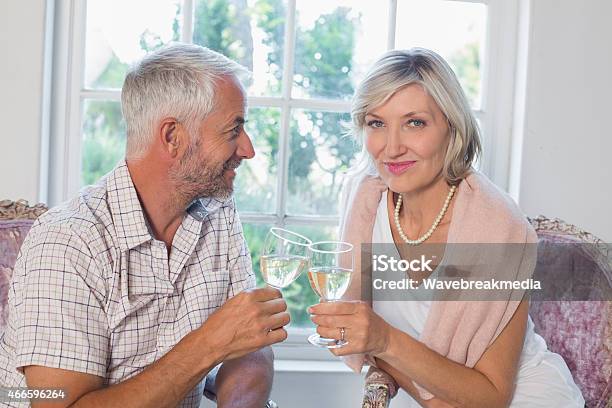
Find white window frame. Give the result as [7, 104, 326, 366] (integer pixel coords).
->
[46, 0, 523, 364]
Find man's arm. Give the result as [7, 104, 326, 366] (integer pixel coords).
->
[214, 347, 274, 408]
[24, 288, 289, 408]
[25, 327, 220, 408]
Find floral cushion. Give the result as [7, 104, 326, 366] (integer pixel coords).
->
[528, 216, 611, 408]
[0, 219, 36, 331]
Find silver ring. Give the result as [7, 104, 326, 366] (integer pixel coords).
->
[339, 327, 346, 342]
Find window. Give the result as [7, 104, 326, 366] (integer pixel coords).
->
[50, 0, 521, 355]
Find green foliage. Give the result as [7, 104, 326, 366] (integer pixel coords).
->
[233, 107, 278, 213]
[92, 53, 130, 89]
[288, 110, 357, 215]
[243, 223, 270, 288]
[287, 6, 361, 215]
[253, 0, 285, 92]
[293, 7, 357, 100]
[449, 41, 481, 107]
[172, 3, 181, 42]
[81, 101, 126, 185]
[91, 4, 180, 90]
[194, 0, 240, 60]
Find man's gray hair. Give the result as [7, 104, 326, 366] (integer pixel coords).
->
[121, 43, 248, 159]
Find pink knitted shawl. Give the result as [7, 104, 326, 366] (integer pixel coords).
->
[339, 171, 538, 400]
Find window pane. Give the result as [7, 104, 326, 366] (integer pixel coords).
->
[280, 224, 338, 327]
[193, 0, 286, 96]
[293, 0, 390, 100]
[81, 100, 126, 186]
[85, 0, 181, 89]
[395, 0, 487, 108]
[235, 107, 279, 213]
[287, 110, 359, 216]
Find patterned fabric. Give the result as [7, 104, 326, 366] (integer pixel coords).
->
[362, 383, 390, 408]
[364, 365, 398, 398]
[528, 216, 611, 408]
[0, 200, 47, 221]
[0, 220, 37, 332]
[362, 365, 397, 408]
[0, 161, 255, 407]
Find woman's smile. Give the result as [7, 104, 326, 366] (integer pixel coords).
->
[384, 160, 417, 175]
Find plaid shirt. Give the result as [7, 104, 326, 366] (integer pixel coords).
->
[0, 161, 255, 407]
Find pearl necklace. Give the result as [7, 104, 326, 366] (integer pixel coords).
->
[394, 185, 456, 245]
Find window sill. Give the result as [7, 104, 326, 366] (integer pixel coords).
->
[274, 359, 366, 373]
[272, 327, 368, 374]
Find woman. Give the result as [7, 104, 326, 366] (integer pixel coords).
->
[309, 48, 584, 407]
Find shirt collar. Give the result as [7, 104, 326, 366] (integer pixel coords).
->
[186, 196, 232, 221]
[106, 161, 153, 251]
[106, 161, 233, 251]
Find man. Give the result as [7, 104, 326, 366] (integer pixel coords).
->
[0, 44, 288, 407]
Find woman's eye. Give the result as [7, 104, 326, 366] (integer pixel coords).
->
[367, 120, 384, 128]
[407, 119, 425, 127]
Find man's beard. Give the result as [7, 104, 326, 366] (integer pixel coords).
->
[169, 141, 241, 206]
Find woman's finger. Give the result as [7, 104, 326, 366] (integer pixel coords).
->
[330, 344, 357, 357]
[310, 314, 354, 328]
[309, 300, 361, 315]
[316, 325, 345, 340]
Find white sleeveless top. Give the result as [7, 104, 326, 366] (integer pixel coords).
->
[371, 191, 585, 407]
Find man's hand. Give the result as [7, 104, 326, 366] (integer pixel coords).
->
[199, 287, 290, 362]
[309, 300, 391, 357]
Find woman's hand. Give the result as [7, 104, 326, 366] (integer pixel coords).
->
[309, 301, 393, 357]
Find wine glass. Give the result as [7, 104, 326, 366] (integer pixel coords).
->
[260, 228, 311, 289]
[307, 241, 354, 348]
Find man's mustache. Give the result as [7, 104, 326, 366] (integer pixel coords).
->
[223, 158, 242, 171]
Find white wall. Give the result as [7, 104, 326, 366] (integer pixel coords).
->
[0, 0, 49, 203]
[516, 0, 612, 241]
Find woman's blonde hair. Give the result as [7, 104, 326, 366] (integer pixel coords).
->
[350, 48, 481, 185]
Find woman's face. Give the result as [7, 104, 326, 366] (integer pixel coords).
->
[364, 83, 450, 193]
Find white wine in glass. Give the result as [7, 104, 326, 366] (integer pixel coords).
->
[307, 241, 354, 348]
[261, 254, 309, 288]
[308, 267, 352, 300]
[260, 228, 311, 289]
